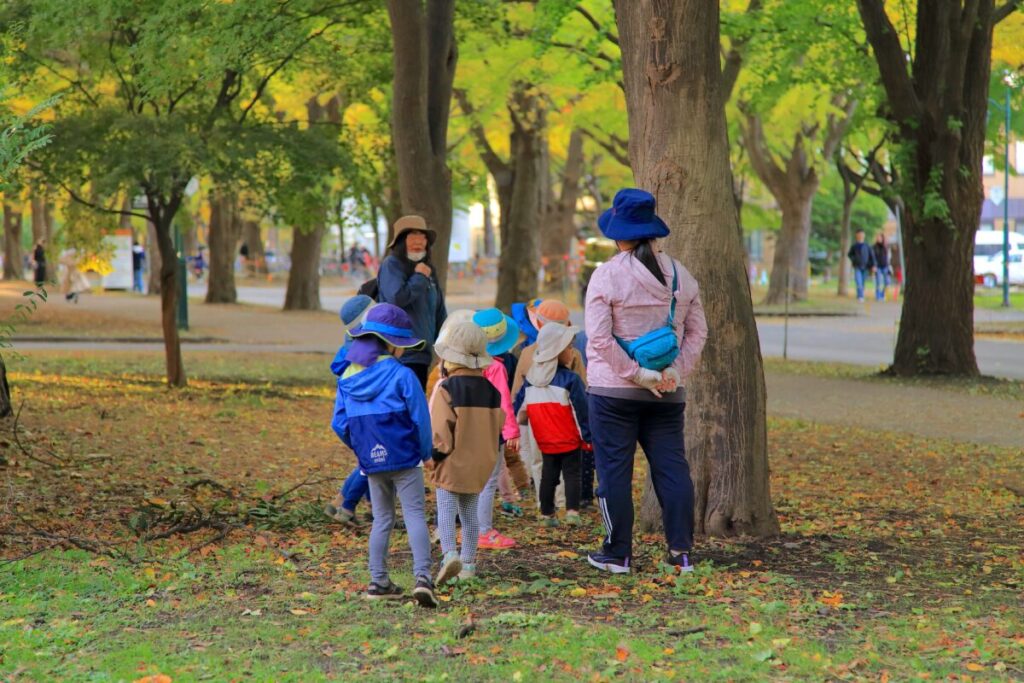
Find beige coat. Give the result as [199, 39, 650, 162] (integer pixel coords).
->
[430, 368, 505, 494]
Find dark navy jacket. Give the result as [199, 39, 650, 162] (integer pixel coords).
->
[378, 255, 447, 367]
[331, 356, 432, 474]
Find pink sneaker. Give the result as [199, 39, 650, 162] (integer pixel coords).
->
[478, 529, 516, 549]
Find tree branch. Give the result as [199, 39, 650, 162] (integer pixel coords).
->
[994, 0, 1021, 23]
[740, 112, 787, 196]
[581, 127, 630, 167]
[453, 89, 509, 177]
[720, 0, 763, 104]
[26, 167, 151, 221]
[856, 0, 921, 122]
[19, 52, 99, 108]
[574, 5, 619, 46]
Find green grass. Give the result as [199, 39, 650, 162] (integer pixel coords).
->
[974, 289, 1024, 310]
[3, 542, 1020, 682]
[763, 357, 1024, 402]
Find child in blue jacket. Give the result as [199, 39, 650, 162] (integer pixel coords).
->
[331, 303, 437, 607]
[324, 294, 375, 525]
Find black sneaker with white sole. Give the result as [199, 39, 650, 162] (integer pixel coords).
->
[366, 581, 404, 600]
[412, 577, 438, 608]
[665, 550, 696, 573]
[587, 551, 631, 574]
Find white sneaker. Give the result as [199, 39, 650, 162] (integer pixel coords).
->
[435, 551, 462, 586]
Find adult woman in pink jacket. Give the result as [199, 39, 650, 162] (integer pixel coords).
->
[583, 189, 708, 575]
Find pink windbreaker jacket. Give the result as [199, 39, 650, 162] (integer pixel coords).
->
[584, 250, 708, 390]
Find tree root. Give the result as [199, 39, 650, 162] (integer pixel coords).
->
[11, 400, 63, 468]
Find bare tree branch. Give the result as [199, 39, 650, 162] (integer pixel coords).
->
[720, 0, 763, 104]
[855, 0, 921, 122]
[994, 0, 1021, 23]
[574, 4, 619, 46]
[453, 89, 510, 177]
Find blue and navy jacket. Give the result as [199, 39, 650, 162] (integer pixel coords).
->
[330, 339, 352, 376]
[331, 356, 432, 474]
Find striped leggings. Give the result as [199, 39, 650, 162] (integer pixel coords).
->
[436, 488, 480, 565]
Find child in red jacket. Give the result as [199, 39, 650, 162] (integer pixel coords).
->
[513, 323, 591, 527]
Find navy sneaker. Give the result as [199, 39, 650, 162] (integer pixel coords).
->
[665, 550, 696, 573]
[412, 577, 438, 608]
[587, 551, 631, 574]
[366, 581, 403, 600]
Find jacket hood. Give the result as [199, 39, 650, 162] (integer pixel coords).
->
[615, 250, 674, 302]
[339, 356, 405, 401]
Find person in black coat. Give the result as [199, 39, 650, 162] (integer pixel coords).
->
[32, 241, 46, 286]
[871, 233, 891, 301]
[377, 215, 447, 389]
[847, 229, 875, 302]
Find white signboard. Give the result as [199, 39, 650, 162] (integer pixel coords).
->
[448, 209, 471, 264]
[990, 185, 1005, 206]
[102, 233, 134, 290]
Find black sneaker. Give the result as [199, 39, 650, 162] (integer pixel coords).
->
[366, 581, 404, 600]
[665, 550, 696, 573]
[412, 577, 438, 608]
[587, 551, 631, 574]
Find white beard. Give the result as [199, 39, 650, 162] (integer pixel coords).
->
[407, 251, 427, 262]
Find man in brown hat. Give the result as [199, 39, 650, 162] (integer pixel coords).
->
[378, 215, 447, 389]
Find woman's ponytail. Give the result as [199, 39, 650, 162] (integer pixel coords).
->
[631, 239, 666, 286]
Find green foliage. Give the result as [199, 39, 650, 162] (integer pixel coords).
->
[0, 93, 54, 192]
[810, 171, 889, 261]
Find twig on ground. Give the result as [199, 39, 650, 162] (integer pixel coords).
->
[186, 477, 236, 498]
[270, 475, 339, 503]
[11, 400, 63, 468]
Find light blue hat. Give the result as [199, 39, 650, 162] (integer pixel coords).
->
[473, 308, 522, 357]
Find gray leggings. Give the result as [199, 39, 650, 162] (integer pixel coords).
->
[476, 451, 504, 535]
[436, 488, 480, 565]
[367, 467, 432, 585]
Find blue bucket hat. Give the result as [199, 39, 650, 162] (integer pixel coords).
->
[473, 308, 522, 357]
[339, 294, 374, 326]
[348, 303, 425, 350]
[598, 188, 670, 241]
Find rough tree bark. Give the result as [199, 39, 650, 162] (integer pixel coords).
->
[457, 85, 552, 309]
[205, 190, 241, 303]
[284, 224, 324, 310]
[494, 87, 545, 311]
[614, 0, 778, 538]
[31, 195, 47, 244]
[856, 0, 1015, 375]
[242, 218, 267, 275]
[482, 199, 495, 258]
[143, 189, 187, 387]
[3, 203, 24, 281]
[541, 129, 585, 293]
[742, 107, 854, 304]
[147, 220, 162, 295]
[387, 0, 457, 290]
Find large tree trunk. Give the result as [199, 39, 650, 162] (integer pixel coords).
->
[765, 192, 814, 304]
[615, 0, 778, 538]
[205, 191, 240, 303]
[3, 203, 24, 281]
[30, 195, 47, 244]
[241, 219, 267, 275]
[541, 129, 585, 295]
[147, 220, 162, 295]
[494, 88, 544, 311]
[284, 224, 324, 311]
[856, 0, 1000, 376]
[388, 0, 457, 290]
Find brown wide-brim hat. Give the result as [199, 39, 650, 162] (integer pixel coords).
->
[387, 215, 437, 250]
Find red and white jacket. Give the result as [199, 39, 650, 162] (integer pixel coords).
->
[513, 365, 591, 454]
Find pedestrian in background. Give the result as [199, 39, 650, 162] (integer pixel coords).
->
[872, 233, 890, 302]
[847, 229, 875, 303]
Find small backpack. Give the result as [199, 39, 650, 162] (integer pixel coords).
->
[358, 278, 379, 301]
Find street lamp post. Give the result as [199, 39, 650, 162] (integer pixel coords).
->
[1002, 87, 1011, 308]
[988, 87, 1012, 308]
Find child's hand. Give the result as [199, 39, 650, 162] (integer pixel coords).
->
[582, 442, 593, 452]
[423, 458, 435, 472]
[506, 438, 520, 453]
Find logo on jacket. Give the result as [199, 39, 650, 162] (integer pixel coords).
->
[370, 443, 388, 463]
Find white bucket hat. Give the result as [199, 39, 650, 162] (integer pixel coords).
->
[434, 320, 492, 370]
[532, 324, 581, 364]
[435, 309, 475, 348]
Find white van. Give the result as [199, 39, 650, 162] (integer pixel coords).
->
[974, 230, 1024, 287]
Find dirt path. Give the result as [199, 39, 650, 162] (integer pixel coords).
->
[766, 371, 1023, 448]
